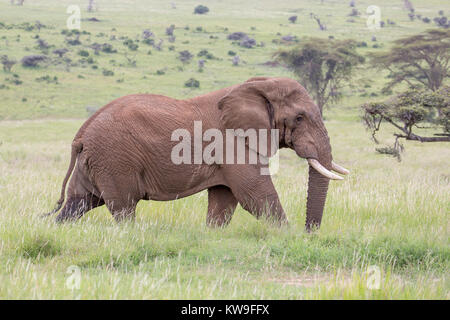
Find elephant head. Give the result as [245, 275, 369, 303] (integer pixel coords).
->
[218, 77, 349, 231]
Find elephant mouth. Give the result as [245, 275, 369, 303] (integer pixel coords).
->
[307, 158, 349, 180]
[281, 119, 293, 148]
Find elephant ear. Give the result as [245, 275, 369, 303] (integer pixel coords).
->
[218, 79, 278, 157]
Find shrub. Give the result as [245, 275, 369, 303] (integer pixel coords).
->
[288, 16, 297, 24]
[434, 16, 448, 28]
[281, 35, 297, 42]
[197, 49, 214, 59]
[35, 75, 58, 84]
[349, 8, 360, 16]
[194, 5, 209, 15]
[21, 55, 46, 67]
[178, 50, 193, 64]
[102, 69, 114, 76]
[227, 32, 247, 40]
[142, 29, 154, 39]
[184, 78, 200, 88]
[5, 74, 22, 85]
[78, 50, 89, 57]
[156, 69, 165, 75]
[66, 35, 81, 46]
[228, 50, 236, 56]
[36, 39, 50, 50]
[240, 37, 256, 48]
[123, 39, 138, 51]
[356, 41, 367, 47]
[143, 38, 154, 45]
[101, 43, 116, 53]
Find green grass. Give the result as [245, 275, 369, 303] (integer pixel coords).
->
[0, 0, 449, 299]
[0, 119, 448, 299]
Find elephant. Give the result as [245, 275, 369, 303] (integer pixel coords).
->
[45, 77, 349, 231]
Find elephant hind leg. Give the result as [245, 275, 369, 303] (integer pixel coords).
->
[207, 185, 238, 227]
[94, 174, 141, 222]
[104, 197, 138, 222]
[56, 193, 104, 223]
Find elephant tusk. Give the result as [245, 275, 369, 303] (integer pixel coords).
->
[332, 161, 350, 175]
[307, 159, 344, 180]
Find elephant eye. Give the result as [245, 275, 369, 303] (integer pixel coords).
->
[296, 115, 303, 122]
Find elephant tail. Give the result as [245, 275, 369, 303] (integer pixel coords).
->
[41, 140, 83, 217]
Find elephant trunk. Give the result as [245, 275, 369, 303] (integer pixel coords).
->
[303, 129, 333, 232]
[305, 165, 330, 231]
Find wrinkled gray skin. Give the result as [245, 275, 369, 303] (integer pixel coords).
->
[48, 77, 337, 231]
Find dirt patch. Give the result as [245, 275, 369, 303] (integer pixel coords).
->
[268, 272, 353, 288]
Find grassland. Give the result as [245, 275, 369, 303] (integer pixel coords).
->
[0, 0, 449, 299]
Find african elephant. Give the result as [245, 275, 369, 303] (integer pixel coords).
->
[45, 77, 348, 231]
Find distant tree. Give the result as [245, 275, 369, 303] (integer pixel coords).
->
[310, 13, 326, 31]
[87, 0, 95, 12]
[275, 38, 365, 114]
[370, 29, 450, 93]
[232, 55, 240, 66]
[53, 48, 68, 57]
[1, 55, 16, 72]
[194, 5, 209, 15]
[403, 0, 414, 13]
[35, 21, 44, 32]
[198, 59, 205, 71]
[362, 86, 450, 159]
[153, 39, 163, 51]
[124, 53, 137, 67]
[166, 24, 175, 36]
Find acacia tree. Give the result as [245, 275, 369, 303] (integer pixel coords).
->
[362, 86, 450, 160]
[1, 55, 16, 72]
[275, 38, 365, 114]
[370, 29, 450, 93]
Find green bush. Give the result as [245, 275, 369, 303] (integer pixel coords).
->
[184, 78, 200, 88]
[194, 5, 209, 15]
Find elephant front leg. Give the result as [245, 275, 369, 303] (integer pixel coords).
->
[223, 165, 288, 225]
[207, 185, 238, 227]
